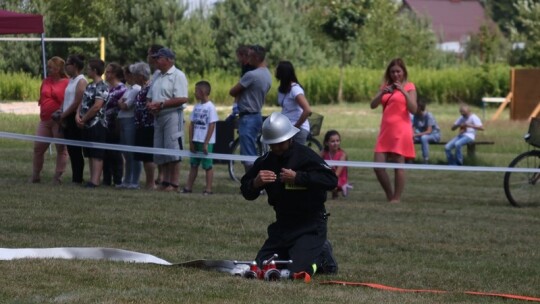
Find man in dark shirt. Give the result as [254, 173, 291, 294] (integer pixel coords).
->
[240, 112, 338, 279]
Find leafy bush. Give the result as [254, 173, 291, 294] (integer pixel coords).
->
[0, 72, 41, 101]
[413, 64, 510, 106]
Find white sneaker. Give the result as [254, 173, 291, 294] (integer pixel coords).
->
[341, 184, 353, 197]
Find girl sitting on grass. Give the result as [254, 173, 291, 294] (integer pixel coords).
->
[321, 130, 352, 199]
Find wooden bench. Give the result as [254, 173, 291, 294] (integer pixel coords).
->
[416, 141, 494, 157]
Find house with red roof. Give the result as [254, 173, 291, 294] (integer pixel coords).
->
[401, 0, 490, 53]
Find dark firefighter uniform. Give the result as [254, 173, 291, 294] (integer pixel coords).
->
[240, 141, 338, 276]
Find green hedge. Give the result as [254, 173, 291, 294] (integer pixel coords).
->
[0, 65, 510, 106]
[201, 65, 510, 106]
[0, 72, 41, 101]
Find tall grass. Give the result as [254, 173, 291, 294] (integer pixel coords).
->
[0, 104, 538, 303]
[1, 65, 510, 106]
[0, 72, 41, 101]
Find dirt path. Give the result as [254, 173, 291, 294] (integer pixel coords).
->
[0, 102, 232, 115]
[0, 102, 39, 115]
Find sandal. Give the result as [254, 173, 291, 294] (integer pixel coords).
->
[181, 188, 192, 194]
[84, 182, 98, 189]
[163, 183, 179, 192]
[203, 190, 213, 195]
[159, 181, 171, 190]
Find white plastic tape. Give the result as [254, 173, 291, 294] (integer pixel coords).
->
[1, 131, 538, 173]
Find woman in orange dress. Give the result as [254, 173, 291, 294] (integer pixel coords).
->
[370, 58, 417, 203]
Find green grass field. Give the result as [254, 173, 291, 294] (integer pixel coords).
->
[0, 104, 539, 303]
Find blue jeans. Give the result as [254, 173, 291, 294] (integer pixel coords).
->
[119, 117, 142, 185]
[414, 132, 440, 160]
[238, 113, 262, 166]
[293, 128, 310, 145]
[445, 134, 473, 165]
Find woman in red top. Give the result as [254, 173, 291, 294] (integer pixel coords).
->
[31, 56, 69, 184]
[370, 58, 417, 203]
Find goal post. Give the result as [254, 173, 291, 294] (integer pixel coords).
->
[0, 36, 106, 61]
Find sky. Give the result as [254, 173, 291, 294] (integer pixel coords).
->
[184, 0, 221, 11]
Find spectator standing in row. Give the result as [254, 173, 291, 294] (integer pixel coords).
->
[147, 48, 189, 192]
[31, 56, 69, 184]
[118, 66, 142, 189]
[226, 45, 254, 122]
[146, 44, 165, 186]
[229, 45, 272, 173]
[132, 62, 157, 190]
[275, 60, 312, 145]
[76, 58, 109, 188]
[102, 63, 126, 187]
[413, 101, 441, 164]
[445, 103, 483, 166]
[182, 81, 218, 195]
[370, 58, 417, 203]
[237, 44, 255, 76]
[60, 54, 87, 184]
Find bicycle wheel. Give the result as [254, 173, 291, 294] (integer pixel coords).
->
[228, 139, 243, 183]
[306, 136, 323, 152]
[503, 150, 540, 207]
[228, 138, 263, 183]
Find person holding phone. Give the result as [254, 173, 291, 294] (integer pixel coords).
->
[370, 58, 417, 203]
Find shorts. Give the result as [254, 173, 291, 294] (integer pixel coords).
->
[153, 112, 181, 165]
[134, 126, 154, 163]
[82, 123, 107, 159]
[189, 142, 214, 170]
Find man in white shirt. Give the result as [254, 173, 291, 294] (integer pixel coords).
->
[146, 48, 188, 191]
[445, 104, 484, 165]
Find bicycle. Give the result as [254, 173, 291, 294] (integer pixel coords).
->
[503, 117, 540, 207]
[227, 113, 324, 183]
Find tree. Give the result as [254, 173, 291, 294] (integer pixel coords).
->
[172, 6, 218, 76]
[42, 0, 184, 66]
[109, 0, 179, 65]
[465, 22, 509, 65]
[42, 0, 113, 62]
[0, 0, 46, 75]
[482, 0, 521, 36]
[320, 0, 370, 103]
[508, 0, 540, 66]
[353, 0, 443, 69]
[210, 0, 327, 71]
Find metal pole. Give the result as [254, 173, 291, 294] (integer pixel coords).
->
[100, 37, 105, 61]
[41, 33, 47, 78]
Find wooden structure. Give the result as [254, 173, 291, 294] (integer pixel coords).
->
[484, 94, 511, 121]
[485, 68, 540, 121]
[512, 69, 540, 120]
